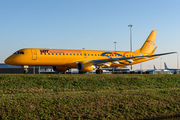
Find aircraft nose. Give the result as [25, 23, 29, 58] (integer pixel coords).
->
[4, 56, 15, 65]
[4, 58, 11, 64]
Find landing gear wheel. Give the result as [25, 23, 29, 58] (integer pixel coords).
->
[24, 68, 28, 74]
[99, 69, 103, 74]
[96, 69, 103, 74]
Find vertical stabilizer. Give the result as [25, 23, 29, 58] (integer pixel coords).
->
[164, 62, 168, 70]
[140, 30, 157, 54]
[153, 65, 157, 70]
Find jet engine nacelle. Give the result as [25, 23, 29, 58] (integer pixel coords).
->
[77, 62, 95, 72]
[53, 66, 67, 72]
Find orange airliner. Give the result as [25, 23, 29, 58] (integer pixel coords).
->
[5, 30, 175, 74]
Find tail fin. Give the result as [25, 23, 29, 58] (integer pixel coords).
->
[164, 62, 168, 70]
[153, 65, 157, 70]
[134, 30, 157, 55]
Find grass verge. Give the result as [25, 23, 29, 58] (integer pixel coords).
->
[0, 74, 180, 119]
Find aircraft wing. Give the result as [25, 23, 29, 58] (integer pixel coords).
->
[79, 52, 176, 66]
[146, 52, 176, 57]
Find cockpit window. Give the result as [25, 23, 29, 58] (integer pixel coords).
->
[13, 51, 24, 55]
[20, 52, 24, 54]
[13, 51, 20, 55]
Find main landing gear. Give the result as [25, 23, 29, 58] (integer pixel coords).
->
[96, 68, 103, 74]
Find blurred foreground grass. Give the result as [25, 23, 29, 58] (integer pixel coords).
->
[0, 74, 180, 119]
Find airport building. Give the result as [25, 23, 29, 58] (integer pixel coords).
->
[0, 63, 51, 74]
[0, 63, 178, 74]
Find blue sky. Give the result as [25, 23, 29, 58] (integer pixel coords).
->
[1, 0, 180, 70]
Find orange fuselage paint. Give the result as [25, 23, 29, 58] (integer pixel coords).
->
[5, 48, 155, 69]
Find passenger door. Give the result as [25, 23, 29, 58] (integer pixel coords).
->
[31, 49, 37, 60]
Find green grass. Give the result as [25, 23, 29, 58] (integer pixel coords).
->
[1, 74, 180, 119]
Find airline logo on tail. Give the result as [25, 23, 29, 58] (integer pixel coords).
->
[147, 40, 155, 47]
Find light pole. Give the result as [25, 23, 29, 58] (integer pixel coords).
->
[114, 42, 117, 51]
[177, 52, 179, 74]
[128, 24, 133, 70]
[160, 58, 162, 70]
[39, 66, 40, 74]
[33, 66, 35, 74]
[128, 24, 133, 51]
[140, 63, 142, 74]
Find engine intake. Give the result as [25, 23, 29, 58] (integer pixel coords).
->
[77, 62, 95, 72]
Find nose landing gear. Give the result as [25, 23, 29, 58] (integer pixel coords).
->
[23, 66, 29, 74]
[24, 68, 28, 74]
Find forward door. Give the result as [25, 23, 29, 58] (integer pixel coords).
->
[31, 49, 37, 60]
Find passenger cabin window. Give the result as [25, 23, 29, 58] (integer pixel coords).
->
[91, 54, 93, 56]
[66, 53, 68, 55]
[52, 53, 54, 55]
[48, 53, 50, 55]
